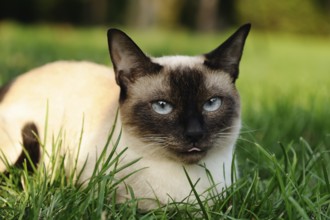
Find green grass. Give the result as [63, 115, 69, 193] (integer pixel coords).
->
[0, 21, 330, 219]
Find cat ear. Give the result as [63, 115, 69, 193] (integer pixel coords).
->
[204, 23, 251, 82]
[107, 28, 161, 86]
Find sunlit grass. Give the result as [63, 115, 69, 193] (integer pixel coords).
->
[0, 21, 329, 219]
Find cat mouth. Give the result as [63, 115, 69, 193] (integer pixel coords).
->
[172, 145, 208, 164]
[187, 147, 202, 152]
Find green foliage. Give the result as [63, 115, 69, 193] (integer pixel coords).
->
[2, 0, 330, 34]
[236, 0, 330, 34]
[0, 23, 329, 219]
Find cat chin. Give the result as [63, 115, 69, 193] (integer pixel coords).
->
[174, 151, 208, 164]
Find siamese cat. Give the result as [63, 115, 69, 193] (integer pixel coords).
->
[0, 24, 251, 209]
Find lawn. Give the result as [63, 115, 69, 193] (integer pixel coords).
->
[0, 22, 329, 219]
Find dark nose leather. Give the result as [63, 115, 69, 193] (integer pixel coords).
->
[185, 117, 204, 143]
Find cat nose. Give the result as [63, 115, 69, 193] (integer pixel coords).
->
[185, 118, 204, 143]
[185, 130, 204, 143]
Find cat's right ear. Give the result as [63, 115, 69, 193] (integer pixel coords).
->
[107, 28, 161, 86]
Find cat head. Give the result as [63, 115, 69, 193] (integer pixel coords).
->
[107, 24, 251, 164]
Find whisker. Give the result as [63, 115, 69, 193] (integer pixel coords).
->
[218, 125, 241, 133]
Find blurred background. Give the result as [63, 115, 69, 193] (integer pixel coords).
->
[1, 0, 330, 34]
[0, 0, 329, 174]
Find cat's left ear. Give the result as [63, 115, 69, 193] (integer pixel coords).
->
[107, 28, 162, 86]
[204, 23, 251, 82]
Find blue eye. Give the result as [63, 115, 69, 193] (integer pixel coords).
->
[203, 97, 222, 112]
[151, 100, 173, 115]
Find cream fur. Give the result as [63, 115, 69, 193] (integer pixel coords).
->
[152, 55, 205, 68]
[0, 60, 240, 210]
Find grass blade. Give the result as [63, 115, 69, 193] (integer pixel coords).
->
[288, 196, 310, 220]
[183, 167, 209, 220]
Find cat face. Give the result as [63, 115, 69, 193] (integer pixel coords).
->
[107, 25, 250, 164]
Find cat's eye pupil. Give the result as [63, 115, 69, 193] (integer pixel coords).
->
[159, 101, 166, 108]
[151, 100, 173, 115]
[203, 97, 222, 112]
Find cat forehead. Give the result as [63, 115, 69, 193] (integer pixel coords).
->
[152, 55, 235, 91]
[152, 55, 205, 69]
[128, 65, 235, 101]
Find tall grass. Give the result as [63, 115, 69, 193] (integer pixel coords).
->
[0, 22, 329, 219]
[1, 136, 329, 219]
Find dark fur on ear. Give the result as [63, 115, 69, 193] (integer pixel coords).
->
[107, 28, 162, 85]
[204, 23, 251, 82]
[107, 28, 162, 102]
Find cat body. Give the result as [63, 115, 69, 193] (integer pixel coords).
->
[0, 61, 119, 179]
[0, 24, 250, 209]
